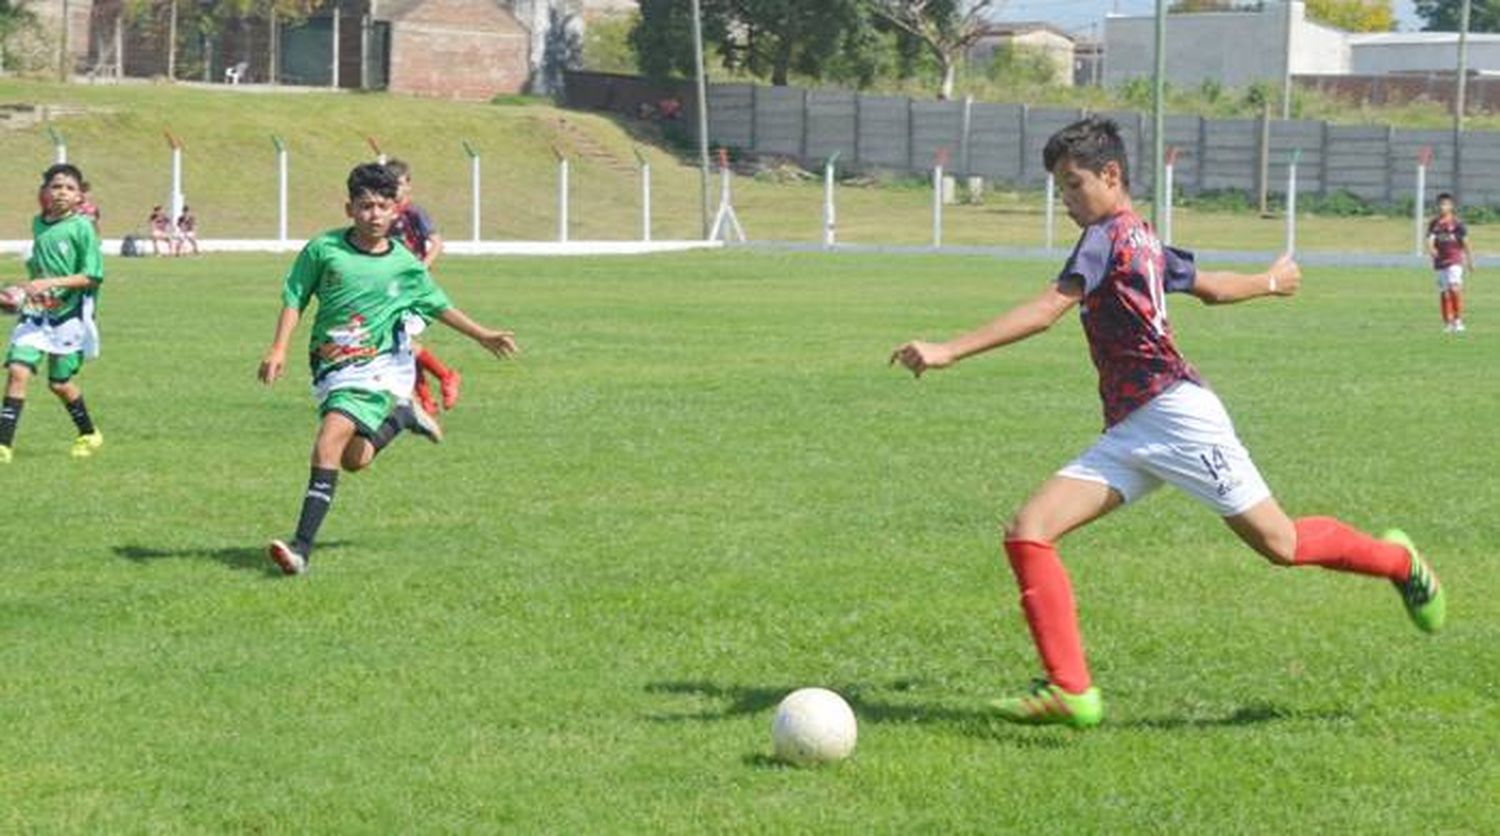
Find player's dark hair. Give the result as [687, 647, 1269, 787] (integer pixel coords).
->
[1043, 117, 1130, 188]
[41, 163, 84, 187]
[347, 163, 400, 201]
[385, 158, 411, 180]
[1435, 192, 1454, 204]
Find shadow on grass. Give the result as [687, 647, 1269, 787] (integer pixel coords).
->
[644, 679, 1071, 748]
[112, 540, 353, 577]
[1123, 702, 1354, 731]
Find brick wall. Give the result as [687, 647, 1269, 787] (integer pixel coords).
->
[389, 0, 530, 100]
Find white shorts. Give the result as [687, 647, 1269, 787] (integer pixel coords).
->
[1058, 382, 1272, 517]
[1436, 265, 1464, 291]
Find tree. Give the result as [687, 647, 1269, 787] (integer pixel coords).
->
[866, 0, 996, 100]
[1415, 0, 1500, 31]
[1306, 0, 1393, 31]
[630, 0, 867, 87]
[0, 0, 38, 73]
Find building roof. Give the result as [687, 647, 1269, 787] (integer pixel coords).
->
[980, 21, 1075, 43]
[1349, 32, 1500, 46]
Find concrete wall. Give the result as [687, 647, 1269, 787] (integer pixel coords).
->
[1105, 2, 1349, 88]
[565, 71, 1500, 206]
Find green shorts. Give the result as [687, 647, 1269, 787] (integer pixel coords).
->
[5, 344, 85, 383]
[319, 388, 397, 438]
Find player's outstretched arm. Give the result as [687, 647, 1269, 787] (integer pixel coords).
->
[437, 307, 519, 360]
[890, 282, 1080, 378]
[1191, 253, 1301, 305]
[22, 274, 98, 300]
[258, 307, 301, 385]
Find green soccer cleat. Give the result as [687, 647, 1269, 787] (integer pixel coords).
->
[70, 431, 103, 459]
[1382, 528, 1445, 634]
[0, 444, 11, 464]
[989, 679, 1103, 728]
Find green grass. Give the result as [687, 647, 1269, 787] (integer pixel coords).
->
[0, 78, 1456, 253]
[1, 251, 1496, 831]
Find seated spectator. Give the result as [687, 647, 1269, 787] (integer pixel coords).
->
[149, 205, 171, 256]
[176, 205, 199, 256]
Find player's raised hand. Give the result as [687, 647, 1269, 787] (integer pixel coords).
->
[475, 328, 520, 360]
[1267, 253, 1301, 297]
[889, 340, 954, 378]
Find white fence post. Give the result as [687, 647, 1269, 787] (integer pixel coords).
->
[1285, 149, 1300, 255]
[46, 126, 66, 163]
[932, 153, 946, 249]
[165, 130, 185, 223]
[555, 148, 569, 243]
[1163, 147, 1177, 246]
[272, 135, 288, 243]
[1044, 171, 1056, 251]
[1414, 146, 1431, 257]
[823, 152, 839, 248]
[463, 140, 481, 243]
[708, 148, 746, 243]
[634, 148, 651, 242]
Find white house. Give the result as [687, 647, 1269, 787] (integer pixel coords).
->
[1104, 1, 1347, 88]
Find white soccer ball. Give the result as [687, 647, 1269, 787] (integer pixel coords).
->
[0, 285, 23, 314]
[771, 687, 857, 766]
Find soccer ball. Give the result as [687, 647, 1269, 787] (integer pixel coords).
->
[771, 687, 857, 766]
[0, 285, 24, 313]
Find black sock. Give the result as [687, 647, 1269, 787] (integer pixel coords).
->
[65, 396, 95, 436]
[368, 411, 405, 452]
[292, 467, 339, 557]
[0, 396, 23, 447]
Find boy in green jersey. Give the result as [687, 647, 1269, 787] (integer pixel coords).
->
[257, 163, 519, 575]
[1, 163, 105, 464]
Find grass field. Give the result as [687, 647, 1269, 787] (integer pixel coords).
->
[0, 79, 1456, 253]
[2, 251, 1496, 831]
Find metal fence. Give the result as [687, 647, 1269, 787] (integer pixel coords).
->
[565, 71, 1500, 206]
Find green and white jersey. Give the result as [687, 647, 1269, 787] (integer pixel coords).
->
[25, 212, 103, 322]
[282, 228, 451, 382]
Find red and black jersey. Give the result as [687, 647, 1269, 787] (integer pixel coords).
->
[1428, 216, 1467, 269]
[1057, 209, 1204, 429]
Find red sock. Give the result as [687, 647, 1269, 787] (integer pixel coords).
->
[1292, 517, 1411, 581]
[1004, 539, 1090, 693]
[1452, 290, 1463, 318]
[416, 347, 454, 380]
[1440, 291, 1454, 323]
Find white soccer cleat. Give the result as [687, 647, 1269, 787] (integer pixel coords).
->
[402, 400, 444, 444]
[267, 539, 307, 576]
[1453, 319, 1467, 333]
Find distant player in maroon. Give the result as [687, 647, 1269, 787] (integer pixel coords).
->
[1426, 192, 1473, 333]
[889, 117, 1446, 728]
[385, 158, 459, 417]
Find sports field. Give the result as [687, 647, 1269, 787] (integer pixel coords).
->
[2, 251, 1495, 831]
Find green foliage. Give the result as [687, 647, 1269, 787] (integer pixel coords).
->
[1306, 0, 1395, 31]
[1415, 0, 1500, 31]
[630, 0, 868, 86]
[582, 11, 639, 74]
[985, 43, 1055, 88]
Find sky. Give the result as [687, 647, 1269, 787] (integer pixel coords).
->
[995, 1, 1425, 37]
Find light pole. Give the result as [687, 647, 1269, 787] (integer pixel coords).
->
[690, 0, 712, 239]
[1152, 0, 1167, 229]
[1281, 0, 1294, 120]
[1455, 0, 1471, 204]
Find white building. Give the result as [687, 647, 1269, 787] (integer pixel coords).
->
[1104, 1, 1347, 88]
[1349, 32, 1500, 75]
